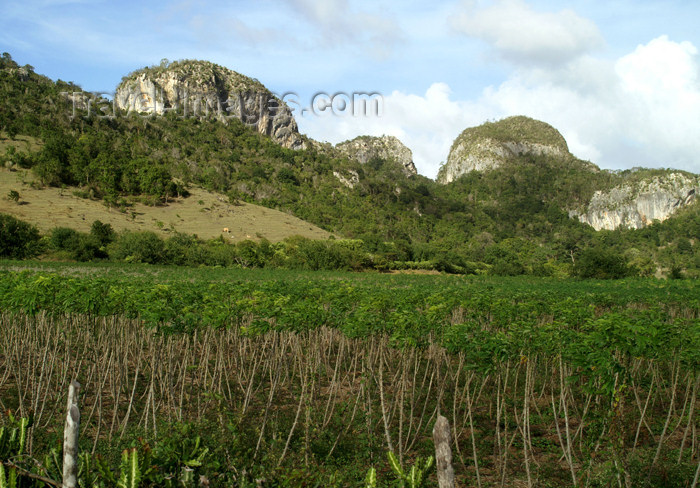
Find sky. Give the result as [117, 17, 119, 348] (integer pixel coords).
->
[1, 0, 699, 179]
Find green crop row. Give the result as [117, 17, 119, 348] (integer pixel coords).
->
[0, 270, 698, 369]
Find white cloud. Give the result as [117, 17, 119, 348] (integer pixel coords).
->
[282, 0, 403, 58]
[450, 0, 604, 66]
[615, 36, 700, 157]
[479, 35, 700, 171]
[297, 83, 489, 177]
[299, 34, 700, 178]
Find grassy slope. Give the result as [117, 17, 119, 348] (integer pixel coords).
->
[0, 166, 330, 241]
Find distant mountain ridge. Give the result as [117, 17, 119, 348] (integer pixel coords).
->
[3, 52, 700, 278]
[113, 61, 700, 232]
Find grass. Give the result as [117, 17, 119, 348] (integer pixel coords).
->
[0, 133, 43, 153]
[0, 166, 330, 242]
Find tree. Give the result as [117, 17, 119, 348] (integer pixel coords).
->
[90, 220, 115, 246]
[33, 133, 73, 186]
[108, 231, 165, 264]
[574, 247, 630, 279]
[0, 213, 41, 258]
[7, 190, 20, 203]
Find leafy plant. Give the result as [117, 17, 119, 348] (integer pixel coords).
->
[0, 413, 29, 460]
[387, 452, 434, 488]
[96, 447, 154, 488]
[0, 463, 18, 488]
[364, 467, 377, 488]
[0, 414, 29, 488]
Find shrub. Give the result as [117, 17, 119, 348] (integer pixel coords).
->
[164, 233, 213, 266]
[71, 234, 105, 261]
[574, 248, 630, 279]
[49, 227, 80, 251]
[0, 213, 41, 258]
[285, 238, 362, 271]
[49, 226, 107, 261]
[108, 231, 165, 264]
[485, 244, 525, 276]
[276, 167, 299, 186]
[90, 220, 115, 246]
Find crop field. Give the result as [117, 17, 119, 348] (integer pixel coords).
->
[0, 262, 698, 487]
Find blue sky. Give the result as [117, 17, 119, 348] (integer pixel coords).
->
[1, 0, 699, 178]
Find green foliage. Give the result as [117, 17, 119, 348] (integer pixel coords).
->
[49, 226, 107, 261]
[156, 444, 209, 485]
[387, 451, 434, 488]
[6, 190, 19, 203]
[49, 226, 80, 251]
[276, 167, 299, 186]
[117, 448, 144, 488]
[0, 464, 18, 488]
[0, 213, 41, 258]
[90, 220, 115, 246]
[95, 447, 149, 488]
[285, 237, 366, 271]
[364, 467, 377, 488]
[0, 264, 698, 486]
[454, 115, 570, 151]
[574, 248, 630, 279]
[0, 413, 29, 460]
[108, 231, 165, 264]
[0, 413, 29, 488]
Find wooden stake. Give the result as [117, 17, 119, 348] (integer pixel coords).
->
[63, 380, 80, 488]
[433, 415, 455, 488]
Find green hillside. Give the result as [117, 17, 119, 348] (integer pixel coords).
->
[1, 52, 699, 276]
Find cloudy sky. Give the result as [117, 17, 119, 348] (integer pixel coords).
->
[1, 0, 699, 178]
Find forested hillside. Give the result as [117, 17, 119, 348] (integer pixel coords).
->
[1, 52, 699, 276]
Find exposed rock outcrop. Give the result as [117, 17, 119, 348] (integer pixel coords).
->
[115, 60, 305, 149]
[571, 172, 700, 230]
[333, 170, 360, 189]
[335, 135, 417, 176]
[438, 116, 571, 184]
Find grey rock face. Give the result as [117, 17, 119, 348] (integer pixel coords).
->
[440, 139, 569, 184]
[115, 61, 305, 150]
[571, 173, 699, 230]
[335, 135, 417, 176]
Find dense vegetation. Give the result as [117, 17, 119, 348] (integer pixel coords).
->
[1, 209, 698, 277]
[444, 116, 571, 159]
[2, 52, 700, 277]
[0, 266, 698, 486]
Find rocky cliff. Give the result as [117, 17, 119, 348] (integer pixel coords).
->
[115, 60, 305, 149]
[439, 116, 700, 230]
[335, 135, 417, 176]
[571, 172, 700, 230]
[437, 116, 572, 184]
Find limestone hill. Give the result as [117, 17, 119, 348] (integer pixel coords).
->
[116, 60, 305, 149]
[437, 116, 575, 184]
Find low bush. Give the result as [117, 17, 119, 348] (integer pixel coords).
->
[0, 213, 41, 258]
